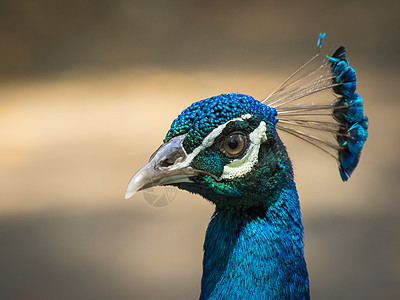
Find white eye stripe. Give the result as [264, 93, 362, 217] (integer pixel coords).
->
[168, 116, 248, 171]
[221, 121, 267, 179]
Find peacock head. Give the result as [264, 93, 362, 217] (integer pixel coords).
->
[125, 35, 369, 212]
[126, 93, 294, 210]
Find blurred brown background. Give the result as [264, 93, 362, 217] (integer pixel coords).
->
[0, 0, 399, 299]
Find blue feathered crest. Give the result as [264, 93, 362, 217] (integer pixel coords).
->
[263, 33, 368, 181]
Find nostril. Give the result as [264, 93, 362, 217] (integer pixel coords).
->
[160, 151, 183, 168]
[160, 158, 174, 168]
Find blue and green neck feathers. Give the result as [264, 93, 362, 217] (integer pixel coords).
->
[201, 185, 309, 300]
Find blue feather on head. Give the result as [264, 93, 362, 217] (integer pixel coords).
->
[328, 46, 368, 180]
[165, 93, 277, 153]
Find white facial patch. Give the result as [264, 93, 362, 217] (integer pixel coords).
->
[220, 121, 267, 180]
[168, 116, 246, 171]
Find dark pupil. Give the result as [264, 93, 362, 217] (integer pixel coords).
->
[222, 133, 246, 157]
[228, 137, 238, 149]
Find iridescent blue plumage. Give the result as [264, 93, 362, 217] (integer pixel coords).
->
[328, 46, 368, 181]
[201, 186, 309, 299]
[329, 46, 357, 97]
[165, 93, 277, 153]
[125, 34, 368, 299]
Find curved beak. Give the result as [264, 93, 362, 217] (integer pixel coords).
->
[125, 134, 206, 199]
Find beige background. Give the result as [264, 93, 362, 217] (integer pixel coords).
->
[0, 1, 399, 299]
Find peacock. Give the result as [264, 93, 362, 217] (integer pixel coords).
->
[125, 33, 368, 299]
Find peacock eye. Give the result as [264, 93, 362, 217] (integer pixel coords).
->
[221, 132, 248, 158]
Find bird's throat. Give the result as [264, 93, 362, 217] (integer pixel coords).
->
[200, 187, 310, 299]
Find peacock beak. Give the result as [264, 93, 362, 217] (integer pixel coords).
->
[125, 134, 213, 199]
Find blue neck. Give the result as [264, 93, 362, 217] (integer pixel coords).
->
[200, 185, 309, 299]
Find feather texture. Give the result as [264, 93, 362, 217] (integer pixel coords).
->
[265, 34, 368, 181]
[125, 33, 368, 299]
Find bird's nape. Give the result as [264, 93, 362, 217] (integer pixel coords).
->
[125, 33, 368, 299]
